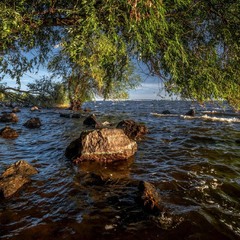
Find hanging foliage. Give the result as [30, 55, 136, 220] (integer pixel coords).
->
[0, 0, 239, 108]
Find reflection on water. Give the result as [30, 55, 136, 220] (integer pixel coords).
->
[0, 100, 240, 240]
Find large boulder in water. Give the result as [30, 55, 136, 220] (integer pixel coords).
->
[0, 113, 18, 123]
[0, 126, 19, 139]
[0, 160, 38, 198]
[116, 119, 148, 140]
[65, 128, 137, 163]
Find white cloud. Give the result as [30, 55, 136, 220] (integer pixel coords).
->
[128, 82, 173, 100]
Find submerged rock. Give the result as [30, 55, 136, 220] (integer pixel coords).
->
[65, 128, 137, 163]
[150, 212, 184, 230]
[0, 160, 38, 198]
[80, 172, 106, 186]
[0, 113, 18, 123]
[60, 113, 71, 118]
[77, 159, 133, 182]
[116, 119, 148, 140]
[72, 113, 81, 118]
[137, 181, 184, 229]
[23, 117, 42, 128]
[138, 181, 163, 214]
[0, 126, 19, 139]
[60, 113, 81, 118]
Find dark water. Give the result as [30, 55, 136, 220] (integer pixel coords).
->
[0, 100, 240, 240]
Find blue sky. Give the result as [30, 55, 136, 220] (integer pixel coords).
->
[1, 44, 176, 100]
[129, 81, 173, 100]
[2, 60, 175, 100]
[3, 72, 174, 100]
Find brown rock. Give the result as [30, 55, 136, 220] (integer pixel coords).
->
[0, 175, 30, 198]
[0, 160, 38, 198]
[0, 126, 19, 139]
[2, 160, 38, 178]
[0, 113, 18, 122]
[65, 128, 137, 163]
[23, 117, 41, 128]
[116, 119, 148, 140]
[138, 181, 162, 213]
[83, 114, 102, 128]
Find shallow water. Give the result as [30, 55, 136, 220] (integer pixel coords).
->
[0, 100, 240, 240]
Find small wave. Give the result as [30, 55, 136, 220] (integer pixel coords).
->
[201, 115, 240, 123]
[202, 111, 219, 114]
[180, 114, 240, 123]
[201, 111, 240, 117]
[150, 113, 178, 117]
[152, 112, 240, 123]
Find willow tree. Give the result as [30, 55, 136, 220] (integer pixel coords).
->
[0, 0, 239, 109]
[48, 34, 140, 110]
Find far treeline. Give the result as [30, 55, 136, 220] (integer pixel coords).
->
[0, 0, 239, 110]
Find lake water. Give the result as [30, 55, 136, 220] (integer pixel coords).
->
[0, 100, 240, 240]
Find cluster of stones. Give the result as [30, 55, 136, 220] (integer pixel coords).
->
[0, 106, 43, 198]
[0, 107, 42, 139]
[0, 106, 186, 228]
[65, 115, 148, 163]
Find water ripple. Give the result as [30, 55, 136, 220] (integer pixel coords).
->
[0, 101, 240, 240]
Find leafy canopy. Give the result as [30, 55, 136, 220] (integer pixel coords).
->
[0, 0, 239, 108]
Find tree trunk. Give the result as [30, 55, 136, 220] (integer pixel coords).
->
[69, 100, 82, 111]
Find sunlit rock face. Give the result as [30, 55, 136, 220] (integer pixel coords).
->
[0, 160, 38, 198]
[65, 128, 137, 163]
[0, 126, 19, 139]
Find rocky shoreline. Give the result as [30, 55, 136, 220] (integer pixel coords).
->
[0, 105, 184, 230]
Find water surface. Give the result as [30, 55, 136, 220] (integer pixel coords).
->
[0, 100, 239, 240]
